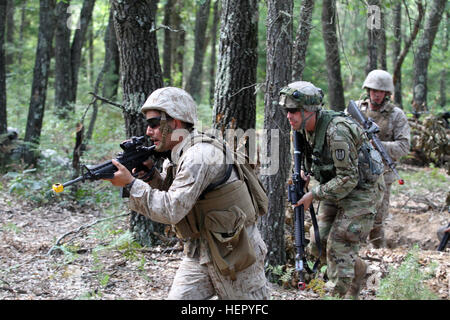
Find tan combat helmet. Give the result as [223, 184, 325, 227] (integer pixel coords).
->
[279, 81, 324, 112]
[362, 70, 394, 95]
[141, 87, 198, 125]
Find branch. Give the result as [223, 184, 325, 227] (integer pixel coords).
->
[393, 1, 425, 84]
[47, 213, 130, 255]
[88, 92, 125, 110]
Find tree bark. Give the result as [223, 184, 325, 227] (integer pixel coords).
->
[378, 5, 387, 70]
[209, 0, 220, 106]
[213, 0, 258, 133]
[111, 0, 165, 247]
[259, 0, 293, 271]
[392, 3, 402, 107]
[366, 0, 380, 74]
[171, 0, 184, 87]
[23, 0, 56, 165]
[439, 12, 448, 108]
[185, 0, 211, 103]
[292, 0, 315, 81]
[322, 0, 345, 110]
[54, 0, 72, 118]
[0, 0, 7, 135]
[5, 0, 14, 71]
[162, 0, 174, 86]
[413, 0, 447, 116]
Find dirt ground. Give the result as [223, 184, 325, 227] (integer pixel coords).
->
[0, 164, 448, 300]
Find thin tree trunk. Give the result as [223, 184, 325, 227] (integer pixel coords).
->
[23, 0, 56, 165]
[69, 0, 96, 104]
[213, 0, 258, 133]
[439, 12, 448, 108]
[259, 0, 293, 271]
[378, 5, 387, 70]
[54, 0, 72, 118]
[0, 0, 7, 135]
[366, 0, 380, 74]
[392, 3, 402, 107]
[185, 0, 211, 103]
[162, 0, 174, 85]
[209, 0, 219, 106]
[413, 0, 447, 117]
[111, 0, 165, 247]
[292, 0, 315, 81]
[171, 0, 184, 87]
[17, 2, 26, 65]
[5, 0, 14, 71]
[322, 0, 345, 110]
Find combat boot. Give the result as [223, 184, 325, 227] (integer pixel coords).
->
[344, 258, 367, 300]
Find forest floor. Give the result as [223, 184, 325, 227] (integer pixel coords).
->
[0, 164, 448, 301]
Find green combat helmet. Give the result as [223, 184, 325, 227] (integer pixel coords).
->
[279, 81, 324, 112]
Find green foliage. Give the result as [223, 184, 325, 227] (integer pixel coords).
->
[376, 245, 439, 300]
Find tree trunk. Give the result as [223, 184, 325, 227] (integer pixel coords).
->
[213, 0, 258, 133]
[5, 0, 14, 71]
[102, 7, 120, 102]
[185, 0, 211, 103]
[322, 0, 345, 110]
[69, 0, 96, 104]
[413, 0, 447, 116]
[393, 1, 424, 108]
[209, 0, 219, 106]
[162, 0, 174, 86]
[17, 2, 26, 66]
[378, 5, 387, 70]
[22, 0, 56, 165]
[365, 0, 380, 74]
[392, 3, 402, 107]
[259, 0, 293, 272]
[0, 0, 7, 135]
[111, 0, 165, 247]
[292, 0, 315, 81]
[439, 12, 448, 108]
[171, 0, 184, 87]
[54, 0, 72, 118]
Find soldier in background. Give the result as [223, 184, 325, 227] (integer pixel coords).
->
[354, 70, 410, 248]
[281, 81, 385, 299]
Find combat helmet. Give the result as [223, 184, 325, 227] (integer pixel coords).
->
[362, 70, 394, 94]
[141, 87, 197, 125]
[279, 81, 324, 112]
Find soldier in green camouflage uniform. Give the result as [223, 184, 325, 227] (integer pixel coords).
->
[354, 70, 410, 248]
[280, 81, 385, 299]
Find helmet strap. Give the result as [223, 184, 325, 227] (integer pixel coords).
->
[300, 109, 315, 131]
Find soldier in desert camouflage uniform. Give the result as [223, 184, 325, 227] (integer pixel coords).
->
[354, 70, 410, 248]
[280, 81, 385, 299]
[105, 87, 270, 300]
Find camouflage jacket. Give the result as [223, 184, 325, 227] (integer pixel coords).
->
[357, 99, 410, 184]
[305, 111, 366, 202]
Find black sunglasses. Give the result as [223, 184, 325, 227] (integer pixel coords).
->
[285, 108, 301, 113]
[146, 116, 162, 129]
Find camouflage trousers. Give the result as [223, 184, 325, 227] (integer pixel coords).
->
[308, 179, 384, 297]
[167, 229, 270, 300]
[369, 182, 392, 248]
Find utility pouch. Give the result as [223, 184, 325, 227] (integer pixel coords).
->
[203, 205, 256, 281]
[358, 141, 384, 186]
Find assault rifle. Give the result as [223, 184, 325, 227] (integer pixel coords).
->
[287, 131, 322, 290]
[347, 100, 404, 185]
[437, 222, 450, 251]
[52, 136, 156, 193]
